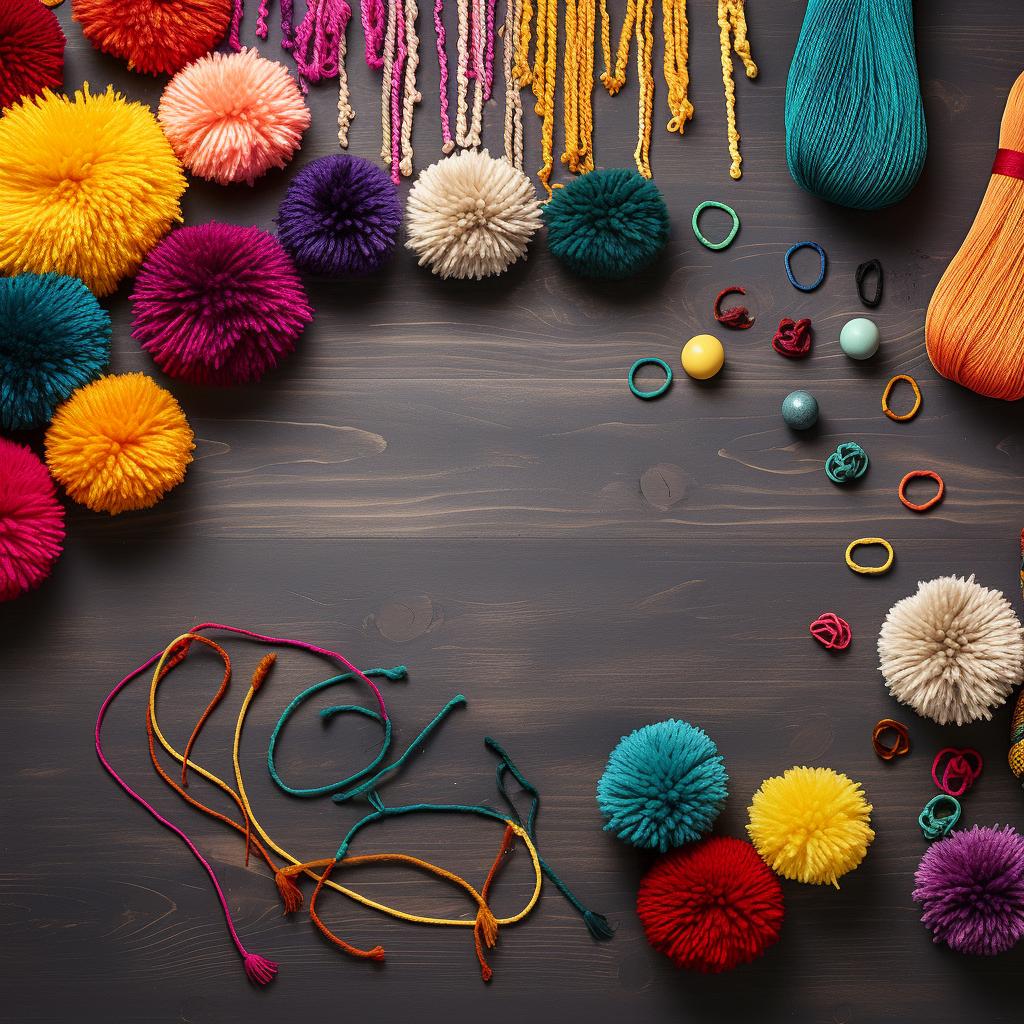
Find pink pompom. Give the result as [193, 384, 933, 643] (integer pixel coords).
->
[158, 48, 310, 186]
[0, 438, 64, 602]
[130, 223, 313, 386]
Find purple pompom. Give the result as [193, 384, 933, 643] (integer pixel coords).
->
[913, 825, 1024, 956]
[131, 223, 313, 386]
[276, 155, 401, 276]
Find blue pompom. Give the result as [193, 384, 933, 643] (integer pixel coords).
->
[596, 719, 728, 851]
[542, 168, 669, 279]
[0, 273, 111, 431]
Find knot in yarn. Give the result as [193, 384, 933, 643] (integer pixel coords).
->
[771, 317, 812, 358]
[596, 719, 728, 852]
[785, 0, 926, 209]
[809, 612, 851, 650]
[825, 441, 869, 484]
[918, 795, 961, 841]
[931, 747, 983, 798]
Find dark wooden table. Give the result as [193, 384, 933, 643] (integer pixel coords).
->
[3, 3, 1024, 1021]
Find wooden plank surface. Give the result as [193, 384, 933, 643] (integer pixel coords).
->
[2, 3, 1024, 1022]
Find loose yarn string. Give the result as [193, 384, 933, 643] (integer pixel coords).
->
[363, 0, 388, 66]
[1011, 531, 1024, 781]
[931, 748, 983, 798]
[663, 0, 691, 135]
[502, 0, 525, 166]
[717, 0, 757, 180]
[785, 0, 926, 208]
[518, 0, 558, 191]
[561, 0, 596, 175]
[96, 641, 278, 986]
[398, 0, 422, 176]
[918, 795, 961, 841]
[926, 70, 1024, 400]
[380, 0, 398, 163]
[434, 0, 455, 151]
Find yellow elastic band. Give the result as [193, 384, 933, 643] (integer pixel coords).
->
[845, 538, 895, 575]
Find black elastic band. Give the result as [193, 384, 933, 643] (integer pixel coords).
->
[856, 259, 883, 309]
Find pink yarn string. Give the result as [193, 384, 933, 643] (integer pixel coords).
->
[229, 0, 245, 50]
[434, 0, 453, 150]
[95, 650, 278, 986]
[362, 0, 387, 67]
[390, 0, 407, 183]
[257, 0, 270, 38]
[282, 0, 297, 49]
[293, 0, 350, 89]
[483, 0, 496, 100]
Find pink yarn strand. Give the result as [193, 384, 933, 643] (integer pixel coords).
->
[95, 652, 278, 987]
[282, 0, 297, 49]
[294, 0, 349, 88]
[362, 0, 387, 67]
[256, 0, 270, 38]
[390, 0, 407, 183]
[483, 0, 496, 100]
[434, 0, 453, 150]
[229, 0, 245, 50]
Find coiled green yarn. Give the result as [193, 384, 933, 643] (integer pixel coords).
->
[785, 0, 927, 210]
[596, 719, 728, 852]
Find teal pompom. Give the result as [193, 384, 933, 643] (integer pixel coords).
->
[596, 719, 728, 851]
[0, 274, 111, 431]
[543, 168, 670, 279]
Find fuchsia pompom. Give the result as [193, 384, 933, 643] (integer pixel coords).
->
[0, 437, 64, 602]
[159, 48, 310, 186]
[130, 223, 313, 386]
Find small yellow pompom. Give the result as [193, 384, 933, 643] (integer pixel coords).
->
[45, 374, 195, 515]
[0, 85, 186, 297]
[746, 766, 874, 887]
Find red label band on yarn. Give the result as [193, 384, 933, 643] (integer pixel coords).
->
[992, 148, 1024, 180]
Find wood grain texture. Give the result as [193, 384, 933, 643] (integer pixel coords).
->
[2, 3, 1024, 1022]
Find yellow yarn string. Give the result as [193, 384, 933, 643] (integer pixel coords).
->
[527, 0, 558, 193]
[230, 660, 544, 929]
[562, 0, 596, 174]
[513, 0, 534, 84]
[717, 0, 758, 179]
[663, 0, 692, 134]
[146, 635, 543, 930]
[598, 0, 653, 177]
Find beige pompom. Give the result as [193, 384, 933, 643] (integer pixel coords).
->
[405, 149, 542, 280]
[878, 575, 1024, 726]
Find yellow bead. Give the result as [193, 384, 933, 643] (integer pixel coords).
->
[681, 334, 725, 380]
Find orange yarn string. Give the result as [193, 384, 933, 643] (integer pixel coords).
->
[926, 70, 1024, 400]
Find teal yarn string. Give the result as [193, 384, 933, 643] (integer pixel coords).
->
[918, 794, 961, 841]
[596, 719, 728, 851]
[785, 0, 927, 210]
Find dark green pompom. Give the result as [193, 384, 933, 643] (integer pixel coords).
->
[543, 169, 670, 279]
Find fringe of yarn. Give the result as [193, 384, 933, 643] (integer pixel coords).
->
[926, 70, 1024, 400]
[663, 0, 692, 135]
[562, 0, 596, 175]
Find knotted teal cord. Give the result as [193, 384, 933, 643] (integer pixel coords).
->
[485, 737, 614, 940]
[785, 0, 927, 210]
[918, 794, 961, 841]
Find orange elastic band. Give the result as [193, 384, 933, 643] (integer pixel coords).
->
[899, 470, 944, 512]
[872, 718, 910, 761]
[882, 374, 922, 422]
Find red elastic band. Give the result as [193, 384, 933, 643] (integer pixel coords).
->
[992, 148, 1024, 180]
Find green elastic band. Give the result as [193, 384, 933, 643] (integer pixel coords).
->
[692, 201, 740, 251]
[918, 794, 961, 841]
[628, 357, 672, 400]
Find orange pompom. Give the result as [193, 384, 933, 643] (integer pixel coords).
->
[926, 70, 1024, 400]
[45, 373, 195, 514]
[73, 0, 231, 76]
[159, 49, 310, 186]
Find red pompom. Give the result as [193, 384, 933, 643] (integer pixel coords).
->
[636, 836, 784, 973]
[0, 437, 64, 601]
[0, 0, 65, 112]
[73, 0, 231, 76]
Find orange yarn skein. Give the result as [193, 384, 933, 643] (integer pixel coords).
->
[926, 70, 1024, 400]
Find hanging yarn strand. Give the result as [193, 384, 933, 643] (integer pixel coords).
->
[663, 0, 692, 136]
[786, 0, 926, 208]
[503, 0, 525, 166]
[338, 2, 355, 145]
[561, 0, 596, 175]
[435, 0, 455, 151]
[518, 0, 558, 191]
[1010, 531, 1024, 781]
[927, 71, 1024, 400]
[380, 0, 398, 162]
[399, 0, 423, 175]
[717, 0, 757, 180]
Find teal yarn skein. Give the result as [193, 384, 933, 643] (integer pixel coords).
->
[785, 0, 927, 210]
[543, 168, 670, 279]
[597, 719, 728, 852]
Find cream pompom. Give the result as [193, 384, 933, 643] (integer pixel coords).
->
[878, 575, 1024, 726]
[405, 149, 541, 280]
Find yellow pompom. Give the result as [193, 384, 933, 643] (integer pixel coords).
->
[0, 85, 186, 297]
[746, 766, 874, 888]
[45, 374, 195, 515]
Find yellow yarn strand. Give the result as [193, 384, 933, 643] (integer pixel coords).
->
[526, 0, 559, 193]
[598, 0, 653, 178]
[562, 0, 596, 174]
[146, 635, 543, 929]
[663, 0, 692, 134]
[718, 0, 758, 179]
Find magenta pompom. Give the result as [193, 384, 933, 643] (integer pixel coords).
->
[913, 825, 1024, 956]
[130, 223, 313, 385]
[0, 437, 64, 602]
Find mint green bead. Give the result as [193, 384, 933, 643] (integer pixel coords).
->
[839, 317, 880, 360]
[782, 390, 818, 430]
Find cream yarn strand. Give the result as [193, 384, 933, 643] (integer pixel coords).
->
[399, 0, 422, 175]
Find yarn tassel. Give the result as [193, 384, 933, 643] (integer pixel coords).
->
[243, 952, 279, 986]
[274, 868, 305, 913]
[663, 0, 692, 135]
